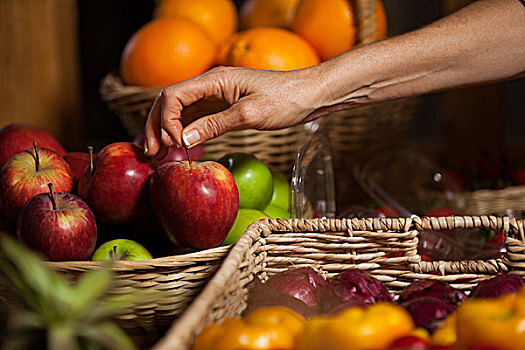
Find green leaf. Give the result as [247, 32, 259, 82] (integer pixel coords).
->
[47, 323, 80, 350]
[69, 264, 113, 316]
[0, 235, 141, 350]
[79, 321, 137, 350]
[0, 235, 72, 320]
[0, 235, 71, 307]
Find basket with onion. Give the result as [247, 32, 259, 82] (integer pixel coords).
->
[151, 215, 525, 349]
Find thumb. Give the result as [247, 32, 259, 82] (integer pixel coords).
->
[182, 108, 243, 147]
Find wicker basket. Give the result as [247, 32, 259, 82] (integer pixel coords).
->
[152, 216, 525, 349]
[99, 0, 418, 177]
[451, 186, 525, 216]
[0, 243, 232, 334]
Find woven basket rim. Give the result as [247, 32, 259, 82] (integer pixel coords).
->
[44, 245, 231, 271]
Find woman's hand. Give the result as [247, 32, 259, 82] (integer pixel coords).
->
[144, 66, 325, 160]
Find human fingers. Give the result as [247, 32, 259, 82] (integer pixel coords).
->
[154, 129, 175, 161]
[144, 95, 162, 157]
[153, 69, 233, 148]
[179, 97, 230, 127]
[181, 102, 257, 147]
[159, 89, 184, 148]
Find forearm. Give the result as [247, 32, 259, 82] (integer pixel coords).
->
[312, 0, 525, 112]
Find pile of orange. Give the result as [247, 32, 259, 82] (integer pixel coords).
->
[120, 0, 237, 87]
[119, 0, 388, 87]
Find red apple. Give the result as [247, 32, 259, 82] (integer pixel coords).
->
[0, 143, 73, 223]
[0, 124, 66, 167]
[133, 134, 206, 165]
[63, 152, 90, 184]
[149, 160, 239, 249]
[17, 183, 97, 260]
[78, 142, 157, 224]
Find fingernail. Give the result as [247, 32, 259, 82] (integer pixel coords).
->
[182, 129, 200, 148]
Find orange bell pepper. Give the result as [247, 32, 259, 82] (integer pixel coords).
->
[192, 306, 305, 350]
[455, 286, 525, 350]
[295, 302, 414, 350]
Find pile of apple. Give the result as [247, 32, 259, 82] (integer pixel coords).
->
[0, 124, 290, 262]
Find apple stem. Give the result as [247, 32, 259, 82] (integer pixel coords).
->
[184, 147, 192, 165]
[110, 245, 118, 261]
[87, 146, 94, 175]
[47, 183, 57, 211]
[33, 141, 40, 172]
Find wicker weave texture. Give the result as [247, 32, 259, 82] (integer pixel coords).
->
[452, 185, 525, 216]
[153, 216, 524, 350]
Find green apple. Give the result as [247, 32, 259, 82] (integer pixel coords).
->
[222, 208, 268, 246]
[263, 204, 290, 219]
[218, 152, 273, 210]
[268, 170, 290, 211]
[91, 239, 153, 261]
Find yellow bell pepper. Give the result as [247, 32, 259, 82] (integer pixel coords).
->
[411, 327, 430, 342]
[192, 306, 305, 350]
[295, 302, 414, 350]
[431, 314, 456, 347]
[455, 288, 525, 350]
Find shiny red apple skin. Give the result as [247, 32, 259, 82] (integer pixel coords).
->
[17, 190, 97, 260]
[0, 124, 67, 167]
[149, 161, 239, 250]
[63, 152, 90, 184]
[78, 142, 157, 225]
[0, 148, 73, 223]
[133, 134, 206, 165]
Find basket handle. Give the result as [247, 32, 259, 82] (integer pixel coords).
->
[355, 0, 378, 45]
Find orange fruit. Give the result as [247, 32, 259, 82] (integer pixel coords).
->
[153, 0, 238, 47]
[292, 0, 387, 61]
[120, 18, 216, 87]
[223, 27, 320, 71]
[239, 0, 301, 30]
[216, 32, 238, 66]
[376, 0, 388, 41]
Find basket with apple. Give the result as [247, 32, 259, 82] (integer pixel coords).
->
[99, 0, 418, 177]
[0, 123, 297, 335]
[152, 215, 525, 350]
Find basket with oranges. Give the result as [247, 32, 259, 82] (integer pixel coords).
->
[100, 0, 412, 177]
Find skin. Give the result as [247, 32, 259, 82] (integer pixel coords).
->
[145, 0, 525, 159]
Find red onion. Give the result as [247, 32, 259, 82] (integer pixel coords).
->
[315, 283, 366, 316]
[470, 273, 525, 298]
[401, 297, 455, 332]
[398, 280, 466, 307]
[244, 268, 326, 318]
[244, 278, 316, 318]
[260, 267, 327, 309]
[329, 270, 394, 304]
